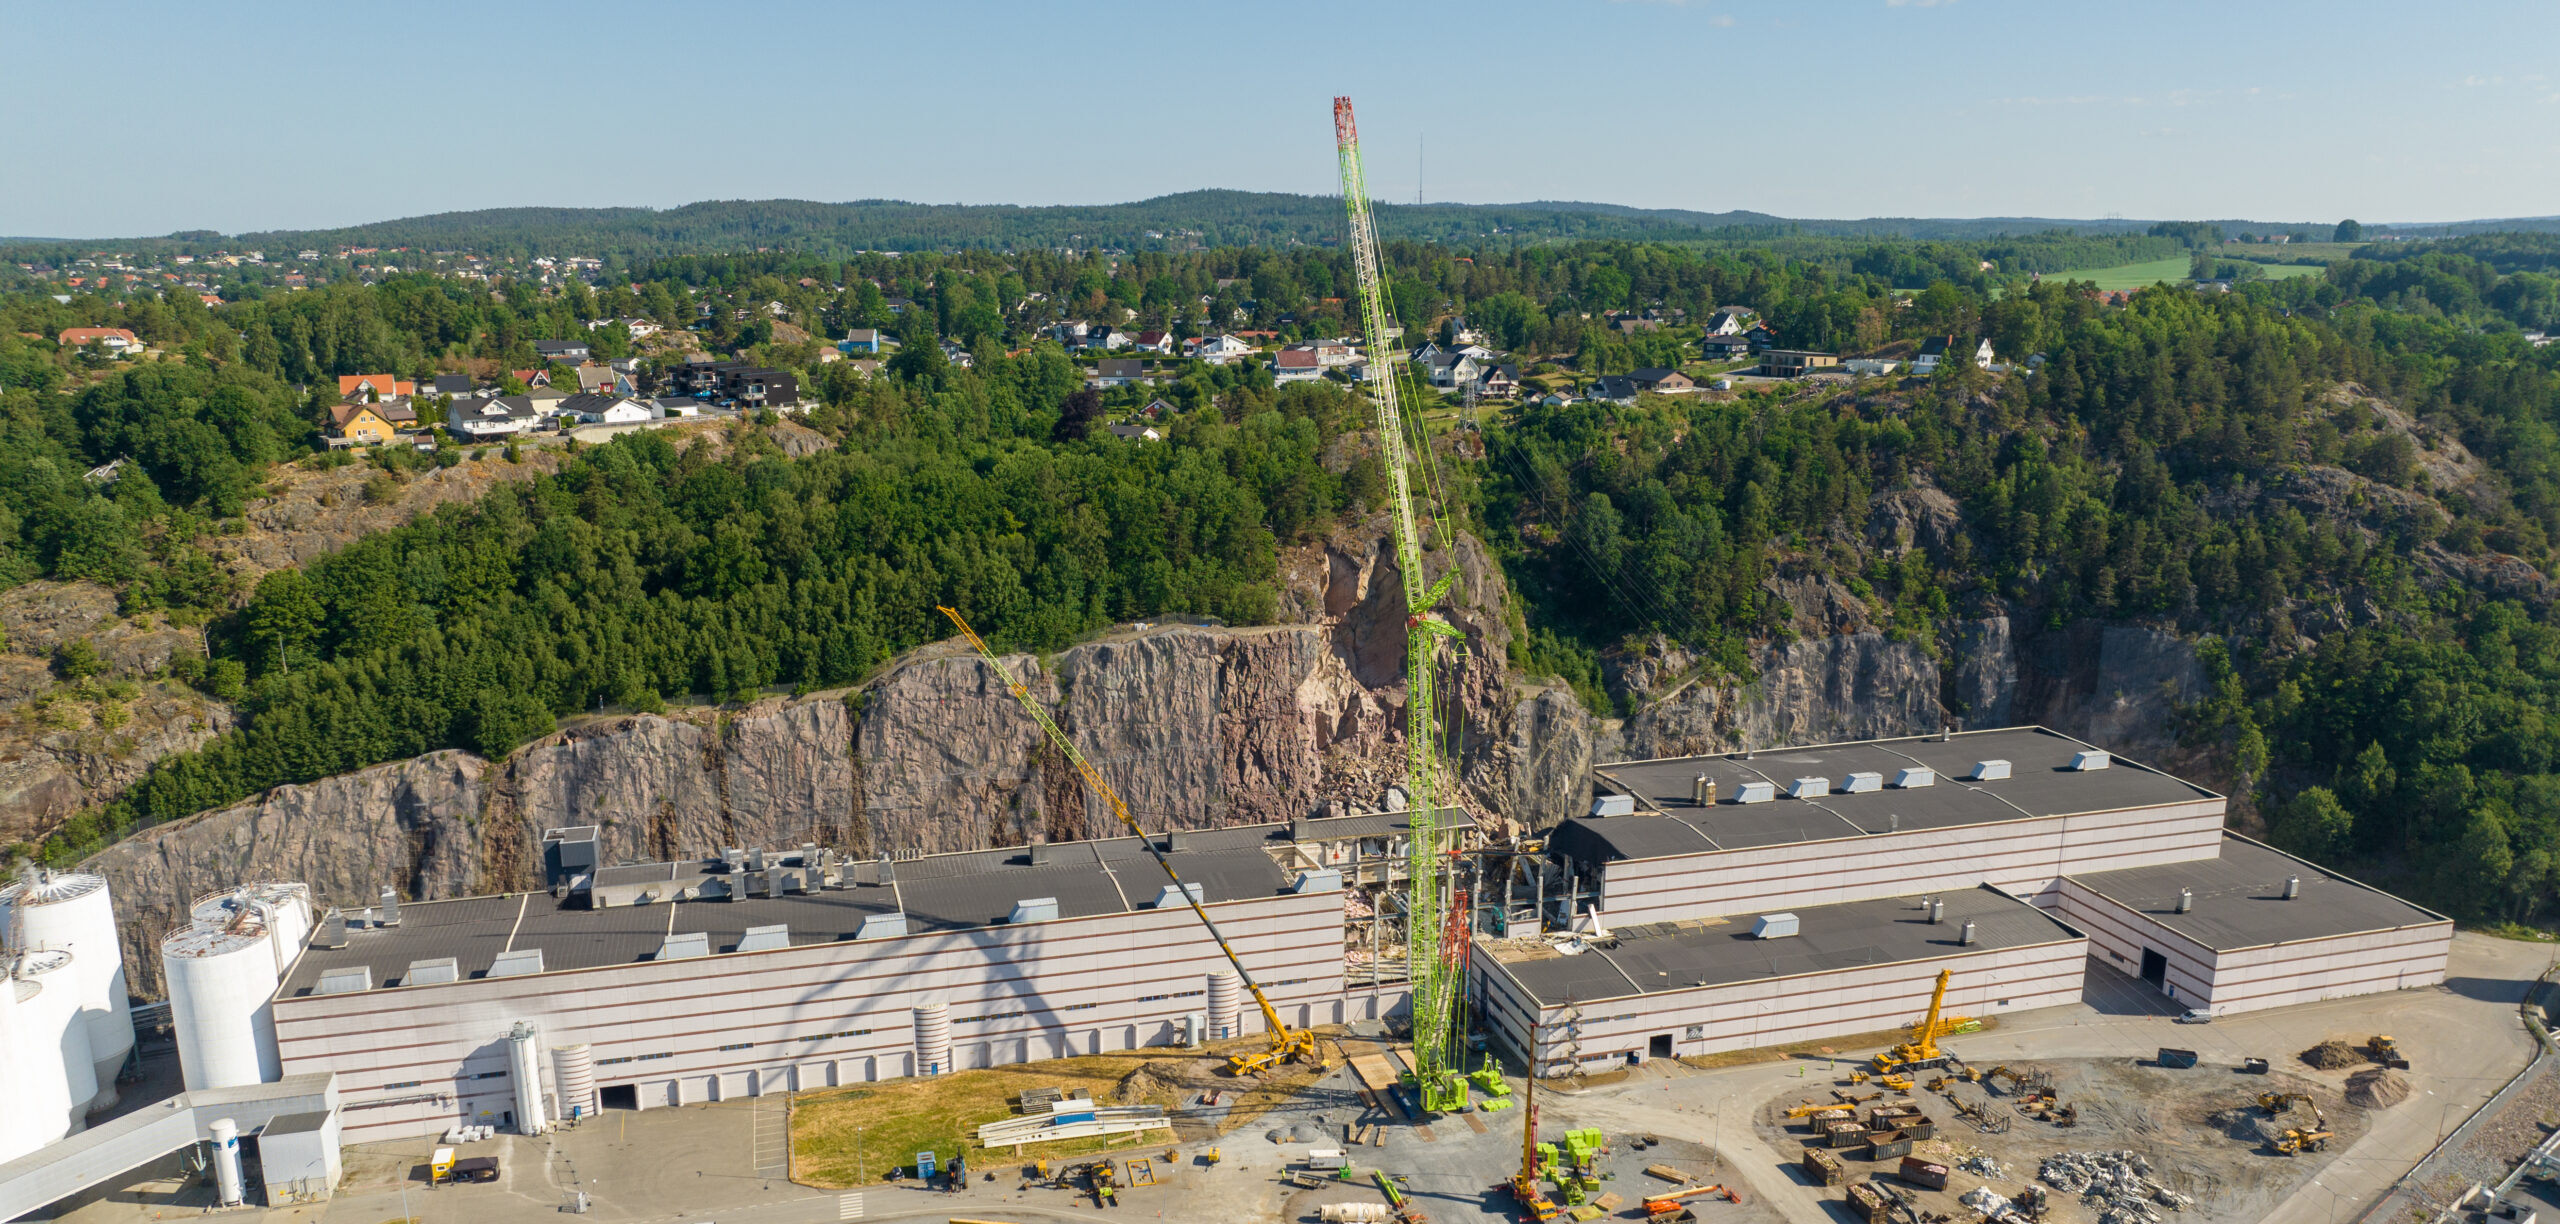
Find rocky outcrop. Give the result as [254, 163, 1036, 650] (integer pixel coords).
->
[0, 682, 234, 846]
[0, 582, 204, 682]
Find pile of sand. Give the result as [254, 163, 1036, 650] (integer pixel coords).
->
[1111, 1061, 1196, 1106]
[2303, 1040, 2364, 1070]
[2347, 1068, 2412, 1108]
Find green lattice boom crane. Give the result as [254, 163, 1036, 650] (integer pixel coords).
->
[1333, 95, 1470, 1114]
[936, 605, 1325, 1078]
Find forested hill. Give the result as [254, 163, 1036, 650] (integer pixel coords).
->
[0, 192, 2370, 261]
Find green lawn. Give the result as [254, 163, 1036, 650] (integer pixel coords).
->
[2249, 262, 2329, 280]
[2044, 257, 2194, 292]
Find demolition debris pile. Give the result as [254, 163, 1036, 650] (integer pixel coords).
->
[2039, 1150, 2196, 1224]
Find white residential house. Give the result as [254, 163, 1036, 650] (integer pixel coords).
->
[447, 396, 543, 439]
[1844, 358, 1901, 377]
[1186, 334, 1252, 363]
[1107, 422, 1163, 442]
[1913, 336, 1995, 375]
[1313, 340, 1358, 368]
[1419, 352, 1482, 388]
[1133, 330, 1176, 355]
[1272, 348, 1325, 383]
[1703, 310, 1747, 336]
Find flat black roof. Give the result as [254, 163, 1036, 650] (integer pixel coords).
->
[1483, 885, 2080, 1007]
[2066, 834, 2446, 951]
[278, 808, 1470, 997]
[1556, 726, 2217, 865]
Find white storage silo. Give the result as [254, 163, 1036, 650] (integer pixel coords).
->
[207, 1118, 244, 1206]
[164, 918, 285, 1092]
[13, 950, 98, 1139]
[912, 1001, 951, 1077]
[508, 1022, 549, 1135]
[190, 883, 314, 973]
[2, 870, 135, 1112]
[1206, 971, 1241, 1040]
[551, 1043, 597, 1120]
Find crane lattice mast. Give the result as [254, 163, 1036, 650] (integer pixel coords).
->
[1333, 95, 1469, 1114]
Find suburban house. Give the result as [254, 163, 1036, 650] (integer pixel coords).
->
[1844, 357, 1902, 377]
[327, 402, 402, 446]
[1186, 334, 1252, 363]
[1588, 376, 1642, 406]
[1702, 310, 1747, 336]
[1420, 352, 1482, 388]
[429, 374, 478, 399]
[1312, 340, 1359, 367]
[842, 328, 884, 353]
[57, 327, 141, 353]
[1913, 335, 1995, 374]
[1760, 349, 1842, 378]
[651, 397, 704, 419]
[1107, 423, 1163, 442]
[940, 340, 976, 369]
[447, 396, 545, 439]
[1628, 367, 1694, 393]
[533, 339, 591, 362]
[1082, 326, 1131, 352]
[1538, 390, 1580, 407]
[624, 318, 661, 339]
[575, 363, 625, 395]
[337, 373, 414, 400]
[1699, 335, 1755, 360]
[1093, 358, 1150, 388]
[1476, 363, 1522, 399]
[558, 393, 652, 425]
[1743, 324, 1780, 350]
[1139, 398, 1177, 419]
[1447, 316, 1485, 345]
[1272, 348, 1324, 383]
[665, 361, 802, 410]
[1133, 330, 1175, 354]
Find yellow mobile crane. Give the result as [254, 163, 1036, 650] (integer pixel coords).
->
[938, 606, 1323, 1077]
[1873, 969, 1968, 1073]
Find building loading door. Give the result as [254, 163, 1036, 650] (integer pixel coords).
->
[2139, 948, 2168, 987]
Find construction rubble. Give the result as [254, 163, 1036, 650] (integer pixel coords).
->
[2037, 1150, 2195, 1224]
[1956, 1155, 2009, 1180]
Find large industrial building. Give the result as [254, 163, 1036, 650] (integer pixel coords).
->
[1471, 726, 2453, 1075]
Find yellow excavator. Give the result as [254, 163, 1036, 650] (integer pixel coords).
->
[2257, 1091, 2317, 1117]
[1874, 970, 1970, 1073]
[941, 607, 1324, 1077]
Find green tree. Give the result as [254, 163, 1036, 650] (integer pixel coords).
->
[2333, 219, 2364, 243]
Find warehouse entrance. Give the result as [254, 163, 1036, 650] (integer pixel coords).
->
[598, 1085, 638, 1111]
[1649, 1034, 1674, 1059]
[2139, 949, 2167, 987]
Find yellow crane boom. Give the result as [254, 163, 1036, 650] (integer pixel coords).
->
[936, 606, 1320, 1075]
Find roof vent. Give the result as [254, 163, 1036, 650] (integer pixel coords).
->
[2070, 750, 2111, 771]
[1787, 776, 1830, 799]
[1162, 831, 1193, 853]
[316, 966, 371, 995]
[405, 956, 459, 986]
[656, 931, 710, 960]
[1928, 898, 1945, 924]
[314, 909, 349, 949]
[747, 847, 767, 872]
[1008, 897, 1060, 924]
[1290, 816, 1314, 842]
[1028, 841, 1054, 866]
[1959, 920, 1977, 947]
[2176, 888, 2194, 914]
[1590, 794, 1637, 818]
[1842, 771, 1883, 794]
[1888, 812, 1901, 834]
[1971, 759, 2012, 782]
[1752, 913, 1799, 940]
[488, 948, 546, 978]
[1894, 767, 1936, 789]
[1691, 774, 1714, 805]
[854, 913, 909, 940]
[378, 887, 402, 927]
[1291, 869, 1344, 894]
[1154, 882, 1206, 909]
[1734, 780, 1777, 804]
[736, 923, 791, 952]
[2283, 875, 2301, 900]
[724, 847, 745, 871]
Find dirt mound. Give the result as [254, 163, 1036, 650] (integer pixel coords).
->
[2302, 1040, 2363, 1070]
[2347, 1068, 2412, 1108]
[1111, 1060, 1198, 1106]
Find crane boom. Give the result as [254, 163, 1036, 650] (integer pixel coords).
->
[936, 606, 1320, 1075]
[1334, 95, 1468, 1114]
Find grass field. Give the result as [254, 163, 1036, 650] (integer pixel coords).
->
[2247, 262, 2329, 280]
[789, 1038, 1343, 1187]
[2045, 256, 2194, 292]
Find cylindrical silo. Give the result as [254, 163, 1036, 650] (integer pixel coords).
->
[190, 883, 313, 976]
[0, 969, 41, 1165]
[208, 1118, 244, 1206]
[164, 919, 285, 1092]
[13, 951, 97, 1140]
[509, 1022, 549, 1134]
[551, 1043, 597, 1120]
[1206, 971, 1241, 1040]
[912, 1001, 951, 1077]
[2, 871, 135, 1113]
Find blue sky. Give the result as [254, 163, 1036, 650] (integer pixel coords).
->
[6, 0, 2555, 238]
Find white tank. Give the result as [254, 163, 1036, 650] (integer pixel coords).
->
[508, 1022, 549, 1134]
[2, 871, 135, 1112]
[208, 1118, 244, 1206]
[912, 1001, 951, 1077]
[551, 1043, 597, 1120]
[13, 951, 97, 1140]
[190, 883, 314, 974]
[164, 919, 284, 1092]
[1207, 971, 1241, 1040]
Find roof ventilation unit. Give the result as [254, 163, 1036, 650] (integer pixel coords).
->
[1751, 913, 1799, 940]
[489, 948, 546, 978]
[1842, 771, 1883, 794]
[2283, 875, 2302, 900]
[1928, 898, 1945, 924]
[736, 924, 791, 952]
[656, 931, 710, 961]
[314, 909, 349, 949]
[1691, 774, 1714, 805]
[2070, 750, 2111, 771]
[1007, 898, 1060, 925]
[1153, 882, 1206, 909]
[2176, 888, 2194, 914]
[1290, 869, 1344, 894]
[315, 966, 371, 995]
[1787, 776, 1829, 799]
[1888, 813, 1901, 833]
[377, 887, 402, 927]
[747, 847, 767, 872]
[854, 913, 909, 940]
[1590, 794, 1637, 818]
[1734, 780, 1777, 804]
[1971, 759, 2012, 782]
[1028, 841, 1054, 866]
[405, 957, 459, 986]
[1959, 920, 1977, 946]
[1289, 816, 1315, 842]
[1893, 767, 1936, 789]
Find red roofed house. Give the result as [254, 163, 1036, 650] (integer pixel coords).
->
[199, 294, 224, 308]
[338, 374, 415, 400]
[57, 327, 140, 353]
